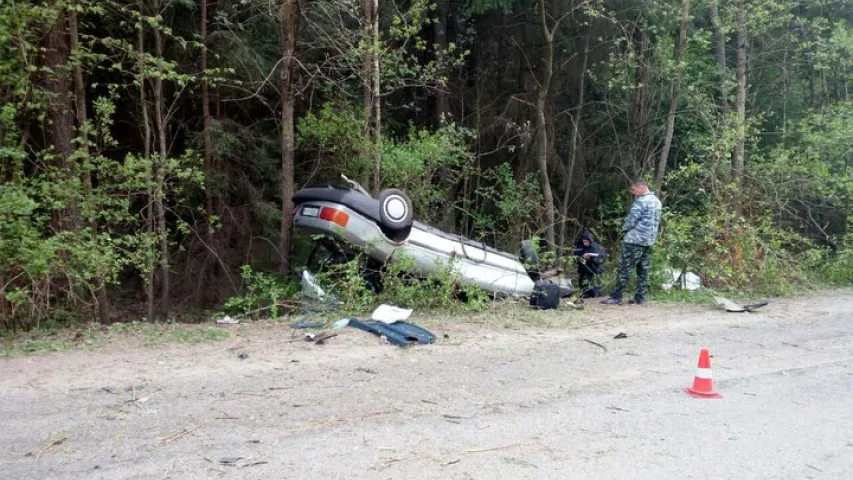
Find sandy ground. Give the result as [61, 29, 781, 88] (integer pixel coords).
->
[2, 291, 853, 480]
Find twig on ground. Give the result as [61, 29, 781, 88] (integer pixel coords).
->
[233, 391, 271, 397]
[214, 414, 241, 420]
[582, 338, 608, 352]
[380, 458, 402, 467]
[442, 459, 461, 466]
[467, 443, 522, 453]
[576, 319, 615, 328]
[158, 424, 203, 446]
[35, 436, 67, 462]
[163, 458, 178, 479]
[240, 454, 270, 468]
[442, 414, 469, 420]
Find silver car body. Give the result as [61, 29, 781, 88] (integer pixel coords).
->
[293, 198, 537, 296]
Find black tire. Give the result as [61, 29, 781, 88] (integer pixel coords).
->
[520, 240, 540, 267]
[377, 188, 414, 231]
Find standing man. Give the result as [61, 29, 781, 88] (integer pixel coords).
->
[574, 232, 606, 298]
[602, 179, 662, 305]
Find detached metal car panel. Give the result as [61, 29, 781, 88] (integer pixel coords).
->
[292, 183, 538, 296]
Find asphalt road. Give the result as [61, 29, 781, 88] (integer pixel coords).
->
[2, 291, 852, 479]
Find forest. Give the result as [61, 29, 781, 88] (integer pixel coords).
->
[1, 0, 851, 330]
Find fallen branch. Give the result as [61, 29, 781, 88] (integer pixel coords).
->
[240, 454, 270, 468]
[467, 443, 522, 453]
[582, 338, 608, 352]
[158, 424, 203, 446]
[442, 414, 470, 420]
[36, 436, 67, 462]
[233, 391, 271, 397]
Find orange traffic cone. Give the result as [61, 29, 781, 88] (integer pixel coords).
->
[685, 348, 722, 399]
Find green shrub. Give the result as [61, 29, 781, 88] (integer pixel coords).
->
[314, 251, 490, 314]
[220, 265, 300, 319]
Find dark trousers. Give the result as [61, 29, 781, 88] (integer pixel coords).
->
[578, 266, 602, 298]
[610, 243, 651, 301]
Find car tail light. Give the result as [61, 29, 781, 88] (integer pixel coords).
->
[319, 207, 349, 227]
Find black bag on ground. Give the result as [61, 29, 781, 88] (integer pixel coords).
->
[530, 280, 560, 310]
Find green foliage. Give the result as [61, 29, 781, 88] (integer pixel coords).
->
[297, 103, 372, 178]
[381, 123, 477, 222]
[803, 241, 853, 286]
[314, 252, 490, 314]
[3, 0, 853, 334]
[660, 174, 809, 295]
[220, 265, 300, 320]
[473, 163, 543, 248]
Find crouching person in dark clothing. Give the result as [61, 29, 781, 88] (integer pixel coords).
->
[574, 232, 606, 298]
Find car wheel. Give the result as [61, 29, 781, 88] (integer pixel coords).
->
[520, 240, 540, 267]
[377, 188, 414, 231]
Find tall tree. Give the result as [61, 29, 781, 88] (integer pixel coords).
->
[44, 4, 77, 231]
[136, 2, 156, 322]
[70, 6, 111, 324]
[279, 0, 298, 275]
[559, 28, 590, 249]
[370, 0, 382, 190]
[709, 0, 728, 131]
[653, 0, 691, 192]
[152, 0, 171, 318]
[200, 0, 215, 239]
[434, 0, 450, 125]
[734, 0, 747, 198]
[533, 0, 565, 251]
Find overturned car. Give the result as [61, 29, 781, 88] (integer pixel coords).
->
[292, 176, 568, 298]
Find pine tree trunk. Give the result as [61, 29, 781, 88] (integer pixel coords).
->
[279, 0, 298, 276]
[371, 0, 382, 191]
[632, 26, 652, 170]
[45, 5, 77, 231]
[153, 8, 170, 319]
[137, 12, 155, 323]
[559, 29, 590, 249]
[709, 0, 728, 131]
[70, 10, 111, 324]
[734, 0, 747, 199]
[535, 0, 557, 251]
[654, 0, 690, 192]
[363, 0, 373, 139]
[434, 0, 450, 126]
[200, 0, 214, 240]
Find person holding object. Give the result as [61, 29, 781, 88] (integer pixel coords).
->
[574, 232, 606, 298]
[602, 178, 662, 305]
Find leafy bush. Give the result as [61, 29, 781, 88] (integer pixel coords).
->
[472, 163, 543, 250]
[314, 251, 491, 314]
[220, 265, 300, 319]
[803, 242, 853, 286]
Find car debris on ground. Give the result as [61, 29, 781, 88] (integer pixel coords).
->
[714, 296, 770, 313]
[662, 269, 702, 291]
[370, 304, 413, 323]
[346, 318, 436, 347]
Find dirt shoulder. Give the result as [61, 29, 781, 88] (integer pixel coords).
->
[2, 290, 851, 479]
